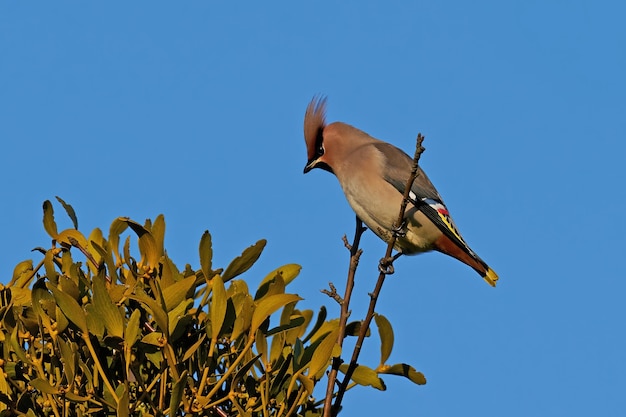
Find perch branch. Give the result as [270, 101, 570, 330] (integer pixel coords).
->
[330, 133, 426, 416]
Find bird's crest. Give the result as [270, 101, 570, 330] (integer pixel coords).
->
[304, 96, 327, 160]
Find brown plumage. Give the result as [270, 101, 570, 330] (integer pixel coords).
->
[303, 97, 498, 286]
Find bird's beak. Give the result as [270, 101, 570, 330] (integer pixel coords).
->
[303, 159, 317, 174]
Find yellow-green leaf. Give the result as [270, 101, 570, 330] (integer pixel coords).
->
[210, 275, 227, 341]
[308, 328, 339, 379]
[118, 218, 159, 269]
[57, 338, 76, 385]
[168, 298, 193, 340]
[57, 229, 89, 251]
[169, 370, 187, 417]
[182, 334, 206, 362]
[117, 384, 129, 417]
[85, 303, 105, 339]
[222, 239, 266, 282]
[339, 364, 386, 390]
[151, 214, 166, 260]
[256, 329, 268, 365]
[55, 196, 78, 229]
[379, 363, 427, 385]
[47, 283, 87, 333]
[10, 259, 33, 287]
[162, 274, 196, 312]
[130, 290, 168, 334]
[43, 249, 59, 283]
[92, 272, 124, 338]
[30, 377, 59, 395]
[199, 230, 213, 280]
[374, 313, 394, 365]
[126, 309, 142, 347]
[109, 218, 128, 266]
[259, 264, 302, 287]
[42, 200, 58, 239]
[250, 294, 301, 334]
[231, 293, 254, 341]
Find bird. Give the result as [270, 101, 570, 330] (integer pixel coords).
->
[303, 97, 498, 286]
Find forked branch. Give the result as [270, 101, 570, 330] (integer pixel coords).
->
[325, 133, 426, 417]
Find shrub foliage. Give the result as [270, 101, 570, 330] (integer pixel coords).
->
[0, 199, 424, 416]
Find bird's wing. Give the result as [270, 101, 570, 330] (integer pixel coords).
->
[374, 142, 478, 259]
[372, 142, 442, 201]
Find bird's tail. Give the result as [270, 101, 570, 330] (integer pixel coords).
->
[482, 267, 499, 287]
[433, 234, 499, 287]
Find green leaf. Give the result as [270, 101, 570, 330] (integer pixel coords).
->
[266, 316, 306, 337]
[169, 370, 187, 417]
[345, 321, 370, 337]
[250, 294, 301, 334]
[92, 271, 124, 338]
[47, 283, 88, 333]
[339, 364, 386, 390]
[10, 326, 31, 365]
[210, 275, 227, 341]
[162, 274, 196, 312]
[231, 293, 254, 341]
[10, 259, 34, 287]
[259, 264, 302, 287]
[42, 200, 58, 239]
[108, 217, 128, 265]
[233, 353, 262, 383]
[256, 329, 268, 365]
[30, 377, 60, 395]
[302, 306, 327, 343]
[126, 308, 142, 347]
[57, 229, 88, 250]
[116, 384, 129, 417]
[222, 239, 266, 282]
[379, 363, 427, 385]
[117, 218, 159, 269]
[168, 298, 193, 340]
[85, 303, 105, 339]
[308, 328, 339, 379]
[255, 273, 285, 301]
[43, 249, 58, 283]
[57, 338, 76, 383]
[130, 290, 169, 335]
[182, 334, 206, 362]
[151, 214, 166, 260]
[55, 196, 78, 229]
[199, 230, 213, 280]
[374, 313, 394, 365]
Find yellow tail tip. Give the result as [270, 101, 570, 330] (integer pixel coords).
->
[483, 268, 499, 287]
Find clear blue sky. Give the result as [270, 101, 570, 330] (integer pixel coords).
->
[2, 2, 625, 416]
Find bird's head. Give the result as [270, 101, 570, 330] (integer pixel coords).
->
[303, 96, 334, 174]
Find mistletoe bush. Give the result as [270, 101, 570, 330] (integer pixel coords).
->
[0, 198, 424, 417]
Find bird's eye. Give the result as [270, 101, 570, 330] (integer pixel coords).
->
[317, 144, 324, 155]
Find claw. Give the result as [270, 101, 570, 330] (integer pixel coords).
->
[391, 221, 407, 238]
[378, 257, 395, 275]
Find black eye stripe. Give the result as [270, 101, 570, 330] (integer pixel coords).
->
[315, 127, 324, 156]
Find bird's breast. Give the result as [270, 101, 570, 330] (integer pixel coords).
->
[337, 171, 441, 254]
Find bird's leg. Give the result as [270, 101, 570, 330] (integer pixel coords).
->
[378, 252, 403, 275]
[391, 219, 407, 238]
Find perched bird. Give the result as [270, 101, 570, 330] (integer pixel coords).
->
[303, 97, 498, 286]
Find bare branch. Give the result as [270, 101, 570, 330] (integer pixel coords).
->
[330, 133, 426, 416]
[322, 216, 366, 417]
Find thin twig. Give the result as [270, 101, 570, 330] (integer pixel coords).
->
[321, 282, 343, 305]
[322, 217, 366, 417]
[331, 133, 426, 416]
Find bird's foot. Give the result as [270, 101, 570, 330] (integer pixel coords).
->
[391, 221, 407, 238]
[378, 257, 395, 275]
